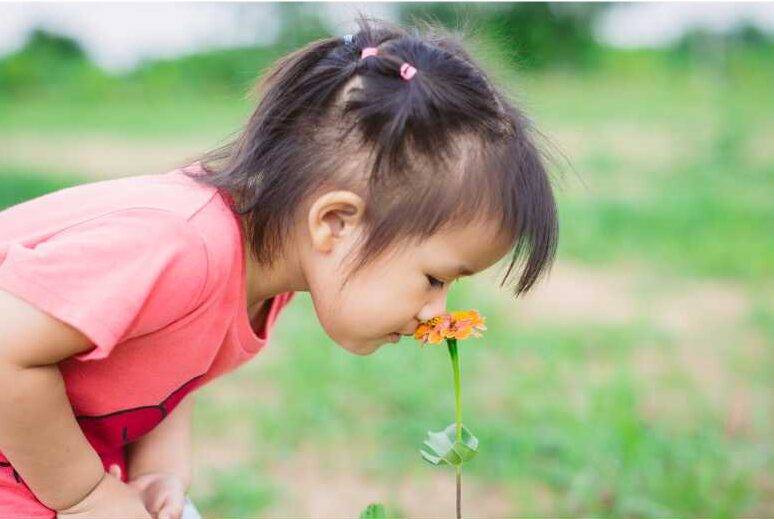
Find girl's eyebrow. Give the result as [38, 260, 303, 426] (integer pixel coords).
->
[434, 263, 473, 279]
[456, 265, 474, 276]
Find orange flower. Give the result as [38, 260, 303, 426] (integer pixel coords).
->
[413, 310, 487, 345]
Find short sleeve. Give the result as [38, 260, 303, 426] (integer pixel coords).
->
[0, 208, 209, 361]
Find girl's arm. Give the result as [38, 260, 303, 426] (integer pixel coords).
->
[125, 393, 195, 489]
[0, 289, 108, 510]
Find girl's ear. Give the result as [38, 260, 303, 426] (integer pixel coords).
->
[307, 191, 365, 253]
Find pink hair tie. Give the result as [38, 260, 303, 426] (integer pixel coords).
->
[359, 47, 416, 81]
[400, 62, 417, 81]
[360, 47, 378, 59]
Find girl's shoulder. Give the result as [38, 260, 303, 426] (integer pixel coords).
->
[0, 163, 242, 360]
[0, 161, 223, 242]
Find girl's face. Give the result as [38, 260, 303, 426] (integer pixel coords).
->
[302, 191, 513, 355]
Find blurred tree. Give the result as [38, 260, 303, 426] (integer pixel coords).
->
[728, 22, 773, 48]
[670, 22, 773, 69]
[125, 4, 332, 98]
[0, 27, 111, 99]
[20, 28, 87, 61]
[399, 2, 610, 70]
[275, 3, 332, 52]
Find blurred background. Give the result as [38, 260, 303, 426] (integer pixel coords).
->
[1, 2, 772, 517]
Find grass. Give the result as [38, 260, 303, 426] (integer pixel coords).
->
[0, 93, 250, 139]
[0, 54, 771, 516]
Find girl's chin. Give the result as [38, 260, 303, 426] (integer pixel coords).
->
[336, 338, 381, 356]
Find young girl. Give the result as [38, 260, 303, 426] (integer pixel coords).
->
[0, 16, 557, 518]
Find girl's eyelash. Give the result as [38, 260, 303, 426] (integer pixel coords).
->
[426, 275, 445, 289]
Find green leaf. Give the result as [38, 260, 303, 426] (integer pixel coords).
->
[419, 422, 479, 467]
[359, 503, 388, 518]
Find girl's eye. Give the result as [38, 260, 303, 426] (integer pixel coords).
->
[426, 275, 445, 289]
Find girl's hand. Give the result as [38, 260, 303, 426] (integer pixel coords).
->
[113, 464, 188, 519]
[55, 465, 151, 518]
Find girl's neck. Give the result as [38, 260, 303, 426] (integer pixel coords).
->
[238, 212, 308, 308]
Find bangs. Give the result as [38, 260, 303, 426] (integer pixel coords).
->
[341, 121, 558, 298]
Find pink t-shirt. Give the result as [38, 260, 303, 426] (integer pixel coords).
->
[0, 162, 295, 515]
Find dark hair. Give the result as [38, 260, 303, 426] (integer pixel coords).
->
[184, 14, 558, 298]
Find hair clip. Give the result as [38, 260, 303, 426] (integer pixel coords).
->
[343, 34, 354, 45]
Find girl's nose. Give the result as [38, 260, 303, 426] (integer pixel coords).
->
[417, 291, 449, 323]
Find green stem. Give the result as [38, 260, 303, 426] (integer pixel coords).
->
[456, 465, 462, 519]
[447, 338, 462, 519]
[447, 339, 462, 442]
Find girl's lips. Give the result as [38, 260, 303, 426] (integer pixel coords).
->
[388, 332, 401, 343]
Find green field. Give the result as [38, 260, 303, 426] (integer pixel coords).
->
[1, 41, 772, 517]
